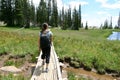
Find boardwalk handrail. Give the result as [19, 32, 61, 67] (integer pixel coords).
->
[52, 43, 62, 80]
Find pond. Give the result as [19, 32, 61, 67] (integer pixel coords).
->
[107, 32, 120, 40]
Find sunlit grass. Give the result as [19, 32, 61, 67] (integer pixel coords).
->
[53, 28, 120, 73]
[0, 26, 120, 75]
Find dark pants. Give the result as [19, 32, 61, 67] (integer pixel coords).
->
[41, 46, 51, 63]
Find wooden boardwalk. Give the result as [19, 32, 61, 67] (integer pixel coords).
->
[31, 45, 62, 80]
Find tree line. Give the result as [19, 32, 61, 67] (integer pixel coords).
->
[100, 13, 120, 29]
[0, 0, 82, 30]
[0, 0, 120, 30]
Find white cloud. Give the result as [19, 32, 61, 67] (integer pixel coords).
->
[96, 0, 108, 3]
[82, 11, 118, 27]
[97, 11, 111, 17]
[96, 0, 120, 9]
[68, 1, 88, 10]
[57, 0, 64, 10]
[32, 0, 40, 7]
[97, 11, 108, 15]
[103, 3, 120, 9]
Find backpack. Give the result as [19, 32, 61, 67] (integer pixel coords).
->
[40, 31, 51, 48]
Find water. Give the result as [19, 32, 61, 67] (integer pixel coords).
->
[107, 32, 120, 40]
[65, 68, 115, 80]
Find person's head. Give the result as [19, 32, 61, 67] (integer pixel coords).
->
[42, 23, 48, 31]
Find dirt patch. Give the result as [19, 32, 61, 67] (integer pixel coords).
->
[0, 53, 37, 78]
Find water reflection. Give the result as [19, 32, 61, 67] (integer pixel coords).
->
[107, 32, 120, 40]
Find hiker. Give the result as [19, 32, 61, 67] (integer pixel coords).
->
[38, 23, 53, 72]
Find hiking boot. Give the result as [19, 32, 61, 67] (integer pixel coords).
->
[45, 68, 49, 73]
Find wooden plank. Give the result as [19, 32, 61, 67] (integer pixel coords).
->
[31, 45, 62, 80]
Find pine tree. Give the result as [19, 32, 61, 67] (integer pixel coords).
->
[51, 0, 58, 27]
[0, 0, 14, 26]
[22, 0, 31, 28]
[14, 0, 24, 27]
[61, 6, 68, 30]
[30, 0, 35, 26]
[81, 22, 83, 28]
[78, 4, 81, 28]
[67, 6, 72, 28]
[103, 19, 108, 29]
[72, 7, 79, 30]
[108, 17, 113, 29]
[58, 10, 62, 27]
[100, 24, 103, 29]
[61, 6, 64, 28]
[37, 0, 47, 27]
[47, 0, 51, 24]
[85, 21, 88, 30]
[63, 11, 68, 30]
[0, 0, 7, 21]
[118, 12, 120, 28]
[7, 0, 15, 26]
[0, 0, 2, 20]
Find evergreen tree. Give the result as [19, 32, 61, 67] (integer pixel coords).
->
[58, 10, 62, 27]
[62, 11, 68, 30]
[61, 6, 64, 28]
[100, 24, 103, 29]
[108, 17, 113, 29]
[22, 0, 31, 28]
[85, 21, 88, 30]
[118, 12, 120, 28]
[114, 25, 119, 29]
[37, 0, 47, 27]
[81, 22, 83, 28]
[103, 19, 108, 29]
[78, 4, 81, 28]
[0, 0, 2, 20]
[67, 6, 72, 28]
[47, 0, 51, 24]
[51, 0, 58, 27]
[72, 7, 79, 30]
[0, 0, 14, 26]
[14, 0, 23, 27]
[30, 0, 35, 26]
[0, 0, 7, 21]
[6, 0, 14, 26]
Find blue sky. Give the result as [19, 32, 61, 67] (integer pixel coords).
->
[32, 0, 120, 27]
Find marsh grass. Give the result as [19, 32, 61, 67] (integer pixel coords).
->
[0, 27, 120, 77]
[53, 29, 120, 74]
[0, 74, 30, 80]
[0, 27, 38, 57]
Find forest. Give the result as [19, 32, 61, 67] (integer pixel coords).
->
[0, 0, 120, 29]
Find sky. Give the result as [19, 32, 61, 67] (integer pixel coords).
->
[32, 0, 120, 27]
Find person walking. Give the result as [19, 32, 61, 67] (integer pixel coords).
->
[38, 23, 53, 72]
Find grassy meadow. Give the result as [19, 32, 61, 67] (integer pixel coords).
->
[0, 27, 39, 57]
[0, 26, 120, 78]
[53, 29, 120, 74]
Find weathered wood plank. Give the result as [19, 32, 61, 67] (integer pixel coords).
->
[31, 45, 62, 80]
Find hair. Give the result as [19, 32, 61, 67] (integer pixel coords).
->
[41, 23, 48, 32]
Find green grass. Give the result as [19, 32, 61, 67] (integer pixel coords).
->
[0, 27, 39, 57]
[0, 26, 120, 78]
[53, 29, 120, 73]
[68, 72, 92, 80]
[0, 74, 30, 80]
